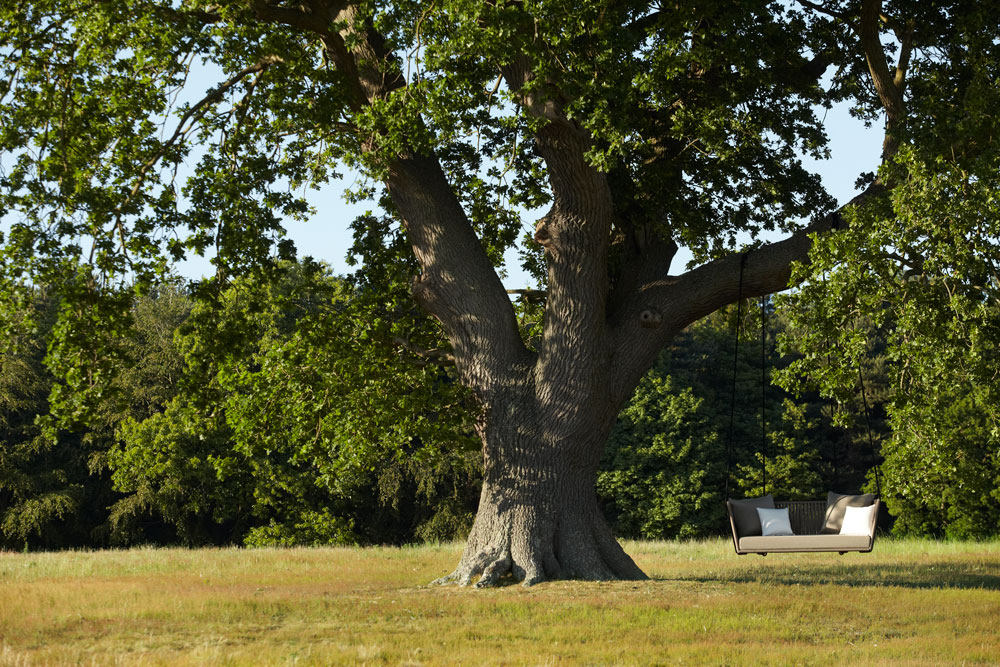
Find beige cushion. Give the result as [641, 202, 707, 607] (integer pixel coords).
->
[738, 533, 872, 553]
[821, 492, 875, 534]
[728, 495, 775, 537]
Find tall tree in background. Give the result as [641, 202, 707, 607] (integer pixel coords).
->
[0, 293, 88, 549]
[108, 260, 481, 547]
[0, 267, 479, 549]
[1, 1, 996, 583]
[0, 284, 179, 550]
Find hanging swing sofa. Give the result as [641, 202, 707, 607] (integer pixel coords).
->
[726, 493, 880, 555]
[723, 254, 882, 556]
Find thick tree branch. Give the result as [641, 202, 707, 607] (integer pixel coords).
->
[386, 156, 533, 392]
[500, 55, 614, 298]
[607, 0, 915, 401]
[504, 64, 614, 292]
[251, 0, 333, 33]
[795, 0, 853, 23]
[257, 4, 532, 392]
[391, 336, 455, 366]
[608, 1, 917, 402]
[498, 52, 622, 445]
[860, 0, 902, 113]
[609, 185, 884, 403]
[247, 1, 368, 109]
[893, 20, 915, 93]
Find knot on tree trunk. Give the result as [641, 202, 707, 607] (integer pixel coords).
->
[638, 308, 662, 328]
[533, 219, 555, 253]
[410, 272, 443, 314]
[411, 272, 430, 296]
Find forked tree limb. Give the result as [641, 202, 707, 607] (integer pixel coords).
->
[608, 0, 912, 400]
[860, 0, 906, 158]
[249, 1, 911, 406]
[262, 4, 535, 394]
[607, 183, 884, 403]
[499, 55, 617, 379]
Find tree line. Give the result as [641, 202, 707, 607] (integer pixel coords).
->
[4, 259, 996, 552]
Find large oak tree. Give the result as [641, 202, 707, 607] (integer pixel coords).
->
[1, 0, 995, 584]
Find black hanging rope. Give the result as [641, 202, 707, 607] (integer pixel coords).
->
[724, 254, 747, 500]
[723, 251, 882, 505]
[857, 365, 883, 498]
[760, 295, 768, 497]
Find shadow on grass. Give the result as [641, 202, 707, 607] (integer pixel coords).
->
[669, 561, 1000, 591]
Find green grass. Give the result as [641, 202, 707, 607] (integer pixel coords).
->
[1, 538, 999, 664]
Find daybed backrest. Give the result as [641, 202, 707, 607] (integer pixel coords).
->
[774, 500, 826, 535]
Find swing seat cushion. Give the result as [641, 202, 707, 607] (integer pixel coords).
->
[840, 504, 877, 535]
[728, 495, 775, 537]
[821, 492, 876, 534]
[738, 533, 873, 552]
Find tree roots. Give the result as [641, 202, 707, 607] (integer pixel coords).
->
[431, 504, 647, 588]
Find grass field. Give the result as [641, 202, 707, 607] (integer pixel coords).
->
[1, 538, 999, 665]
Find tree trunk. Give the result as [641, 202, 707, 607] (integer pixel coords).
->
[257, 0, 904, 590]
[309, 8, 848, 588]
[434, 382, 647, 587]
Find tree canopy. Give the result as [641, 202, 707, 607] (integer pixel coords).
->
[2, 1, 998, 582]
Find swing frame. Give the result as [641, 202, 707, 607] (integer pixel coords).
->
[726, 499, 880, 556]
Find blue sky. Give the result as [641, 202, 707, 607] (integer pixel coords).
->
[178, 99, 882, 289]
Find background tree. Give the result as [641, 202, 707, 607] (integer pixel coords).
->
[776, 158, 1000, 538]
[2, 1, 996, 582]
[774, 13, 1000, 537]
[0, 282, 184, 550]
[0, 291, 95, 550]
[109, 259, 482, 546]
[0, 273, 893, 550]
[599, 374, 727, 540]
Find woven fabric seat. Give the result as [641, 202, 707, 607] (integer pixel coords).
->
[727, 499, 879, 555]
[774, 500, 827, 535]
[738, 533, 872, 552]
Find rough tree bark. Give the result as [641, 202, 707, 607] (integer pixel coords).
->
[256, 0, 906, 585]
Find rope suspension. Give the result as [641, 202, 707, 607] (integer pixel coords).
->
[725, 256, 881, 501]
[724, 254, 747, 499]
[857, 366, 883, 498]
[760, 295, 767, 497]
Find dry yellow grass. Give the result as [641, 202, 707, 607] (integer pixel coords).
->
[1, 538, 998, 665]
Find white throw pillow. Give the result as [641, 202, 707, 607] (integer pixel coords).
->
[756, 507, 794, 536]
[839, 504, 875, 536]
